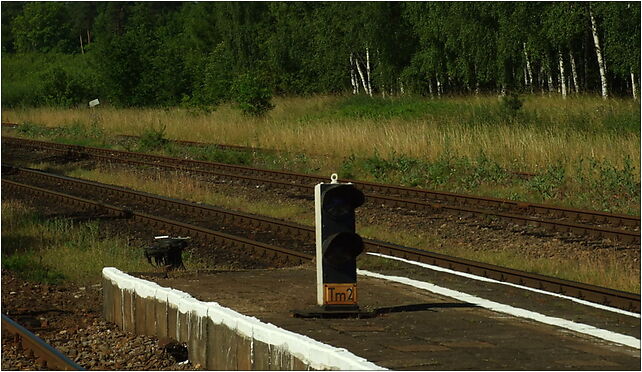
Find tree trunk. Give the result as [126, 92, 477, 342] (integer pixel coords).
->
[523, 43, 534, 93]
[547, 61, 554, 95]
[569, 51, 579, 94]
[428, 77, 434, 98]
[631, 69, 638, 100]
[80, 34, 84, 54]
[87, 29, 91, 44]
[350, 53, 359, 94]
[539, 65, 545, 94]
[436, 76, 442, 97]
[558, 49, 567, 98]
[354, 56, 369, 95]
[589, 4, 608, 99]
[365, 46, 373, 97]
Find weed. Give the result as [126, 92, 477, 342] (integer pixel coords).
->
[1, 253, 65, 284]
[340, 154, 358, 179]
[1, 200, 151, 283]
[462, 152, 509, 189]
[138, 123, 168, 151]
[363, 152, 393, 181]
[16, 121, 48, 137]
[528, 163, 566, 199]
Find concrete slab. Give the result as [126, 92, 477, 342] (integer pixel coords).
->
[154, 300, 168, 339]
[138, 266, 640, 370]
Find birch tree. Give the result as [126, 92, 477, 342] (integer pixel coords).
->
[589, 3, 609, 99]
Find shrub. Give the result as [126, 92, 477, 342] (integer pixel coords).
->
[231, 73, 275, 116]
[138, 124, 168, 151]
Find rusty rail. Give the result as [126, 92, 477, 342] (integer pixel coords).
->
[1, 314, 84, 370]
[3, 169, 639, 313]
[1, 178, 311, 265]
[3, 136, 639, 244]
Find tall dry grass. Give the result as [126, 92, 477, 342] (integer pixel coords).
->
[3, 94, 639, 176]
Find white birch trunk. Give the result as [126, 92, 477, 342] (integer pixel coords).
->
[589, 5, 608, 99]
[80, 34, 84, 54]
[569, 51, 579, 94]
[354, 56, 369, 95]
[436, 76, 442, 97]
[399, 79, 405, 95]
[523, 43, 534, 92]
[428, 78, 434, 98]
[547, 70, 554, 95]
[365, 46, 372, 97]
[558, 49, 567, 98]
[539, 65, 545, 94]
[631, 70, 638, 100]
[350, 53, 359, 94]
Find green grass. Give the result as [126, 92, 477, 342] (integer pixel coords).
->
[1, 200, 153, 283]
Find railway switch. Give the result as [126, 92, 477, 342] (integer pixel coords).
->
[315, 173, 365, 310]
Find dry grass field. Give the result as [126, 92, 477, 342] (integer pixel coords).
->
[4, 94, 639, 214]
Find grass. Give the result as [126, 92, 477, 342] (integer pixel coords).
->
[27, 164, 640, 293]
[3, 94, 640, 214]
[1, 199, 192, 284]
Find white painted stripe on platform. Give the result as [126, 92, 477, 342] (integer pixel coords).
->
[102, 267, 386, 370]
[358, 269, 641, 350]
[366, 252, 640, 318]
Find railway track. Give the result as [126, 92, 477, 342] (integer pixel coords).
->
[3, 136, 640, 245]
[2, 166, 640, 313]
[1, 314, 84, 370]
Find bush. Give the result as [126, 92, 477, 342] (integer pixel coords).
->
[1, 53, 99, 108]
[138, 124, 169, 151]
[231, 73, 275, 116]
[40, 67, 93, 107]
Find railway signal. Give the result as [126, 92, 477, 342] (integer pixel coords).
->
[315, 174, 365, 310]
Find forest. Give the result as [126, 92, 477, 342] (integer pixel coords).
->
[1, 1, 640, 109]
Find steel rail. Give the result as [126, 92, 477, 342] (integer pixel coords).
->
[3, 168, 639, 313]
[4, 136, 639, 244]
[1, 179, 311, 265]
[4, 136, 638, 229]
[10, 165, 639, 244]
[1, 314, 85, 370]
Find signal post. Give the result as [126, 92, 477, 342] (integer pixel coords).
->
[293, 174, 374, 318]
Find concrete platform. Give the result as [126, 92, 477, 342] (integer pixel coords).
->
[121, 264, 640, 370]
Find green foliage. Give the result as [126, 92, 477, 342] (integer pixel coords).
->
[185, 44, 235, 109]
[2, 2, 641, 105]
[53, 120, 105, 147]
[575, 157, 640, 212]
[11, 2, 76, 53]
[40, 67, 92, 107]
[137, 124, 169, 151]
[16, 121, 48, 137]
[1, 253, 65, 284]
[527, 163, 566, 199]
[2, 53, 99, 107]
[1, 201, 152, 283]
[189, 146, 253, 166]
[231, 73, 275, 116]
[462, 152, 509, 188]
